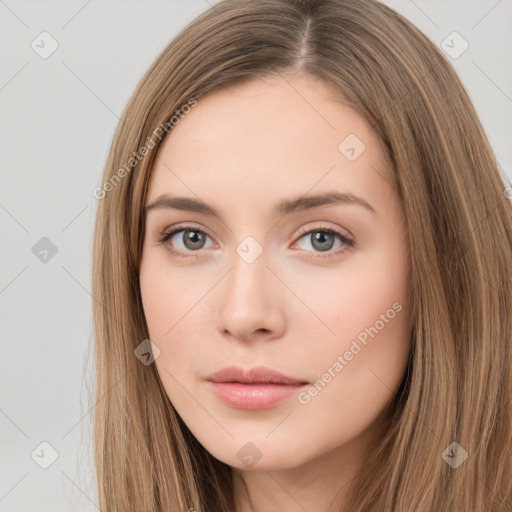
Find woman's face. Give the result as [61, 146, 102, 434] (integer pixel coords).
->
[139, 73, 412, 472]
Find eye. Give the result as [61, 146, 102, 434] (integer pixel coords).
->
[292, 226, 354, 257]
[158, 225, 214, 257]
[157, 224, 355, 258]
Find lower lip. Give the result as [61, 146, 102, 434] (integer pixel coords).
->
[207, 381, 307, 410]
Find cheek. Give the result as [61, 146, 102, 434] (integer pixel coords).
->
[140, 278, 173, 340]
[139, 260, 209, 396]
[291, 238, 411, 404]
[139, 255, 198, 339]
[288, 302, 410, 455]
[291, 241, 409, 352]
[140, 261, 183, 371]
[308, 310, 411, 448]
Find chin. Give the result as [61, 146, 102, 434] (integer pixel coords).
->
[202, 437, 310, 472]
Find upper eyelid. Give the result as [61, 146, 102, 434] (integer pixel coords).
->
[162, 223, 215, 242]
[295, 223, 353, 239]
[160, 222, 350, 236]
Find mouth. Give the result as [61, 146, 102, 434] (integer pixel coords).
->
[205, 365, 309, 410]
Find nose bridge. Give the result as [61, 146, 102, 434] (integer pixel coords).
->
[215, 234, 286, 341]
[228, 234, 271, 301]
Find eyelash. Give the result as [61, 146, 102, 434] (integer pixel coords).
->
[157, 224, 355, 259]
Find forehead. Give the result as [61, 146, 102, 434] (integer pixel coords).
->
[146, 74, 395, 214]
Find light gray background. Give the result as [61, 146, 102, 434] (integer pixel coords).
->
[1, 1, 511, 510]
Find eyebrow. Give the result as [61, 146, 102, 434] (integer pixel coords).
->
[144, 191, 377, 218]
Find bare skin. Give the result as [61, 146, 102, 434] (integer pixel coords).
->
[139, 72, 412, 511]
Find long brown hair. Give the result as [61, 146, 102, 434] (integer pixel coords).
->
[91, 0, 512, 509]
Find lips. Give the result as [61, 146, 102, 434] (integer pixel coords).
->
[206, 365, 308, 385]
[205, 366, 309, 410]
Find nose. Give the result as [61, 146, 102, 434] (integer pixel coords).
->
[215, 247, 287, 343]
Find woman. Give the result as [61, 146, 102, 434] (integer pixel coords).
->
[91, 0, 512, 510]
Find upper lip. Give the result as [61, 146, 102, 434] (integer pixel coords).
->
[206, 365, 308, 385]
